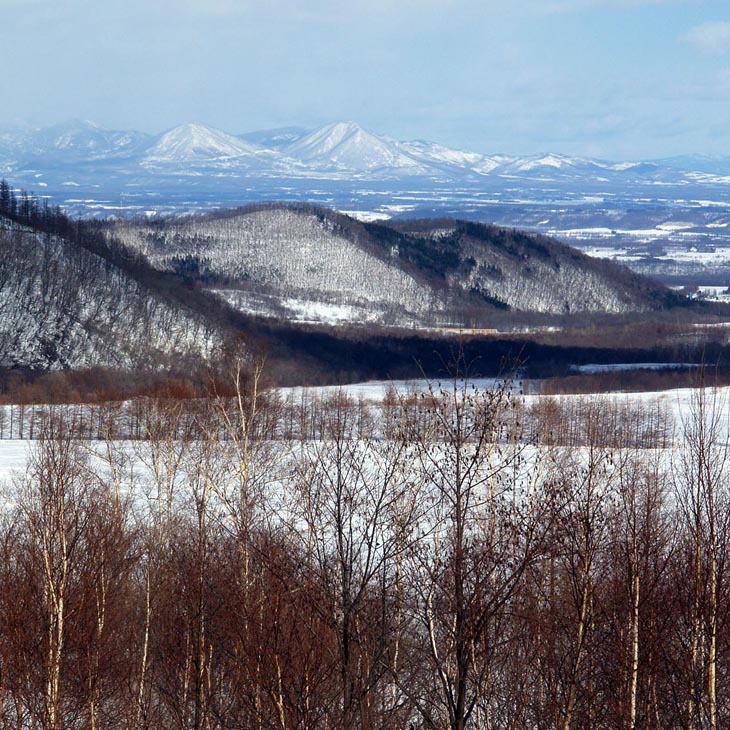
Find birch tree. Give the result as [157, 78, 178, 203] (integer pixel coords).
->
[404, 371, 551, 730]
[17, 414, 91, 730]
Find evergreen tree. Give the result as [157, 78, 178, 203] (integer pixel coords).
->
[0, 179, 10, 216]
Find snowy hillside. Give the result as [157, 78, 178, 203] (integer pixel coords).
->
[437, 224, 671, 314]
[0, 218, 218, 369]
[0, 197, 699, 384]
[110, 205, 680, 326]
[111, 207, 440, 325]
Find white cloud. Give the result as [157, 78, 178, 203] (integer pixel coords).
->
[685, 21, 730, 54]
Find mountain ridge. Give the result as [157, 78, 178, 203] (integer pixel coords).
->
[109, 202, 684, 326]
[144, 122, 262, 163]
[3, 118, 728, 182]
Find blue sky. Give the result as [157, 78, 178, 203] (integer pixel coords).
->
[1, 0, 729, 158]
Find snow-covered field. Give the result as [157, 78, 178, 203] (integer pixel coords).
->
[0, 440, 30, 482]
[1, 383, 726, 483]
[280, 377, 510, 402]
[568, 362, 696, 374]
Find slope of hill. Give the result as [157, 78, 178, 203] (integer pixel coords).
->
[109, 205, 681, 327]
[1, 191, 721, 386]
[0, 215, 220, 370]
[111, 206, 440, 326]
[384, 218, 678, 315]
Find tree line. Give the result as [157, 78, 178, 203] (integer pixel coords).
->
[0, 354, 728, 730]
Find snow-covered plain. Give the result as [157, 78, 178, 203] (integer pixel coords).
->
[0, 384, 726, 482]
[568, 363, 696, 374]
[0, 440, 30, 482]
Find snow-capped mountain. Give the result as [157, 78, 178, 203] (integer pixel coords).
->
[399, 139, 491, 169]
[143, 122, 263, 164]
[285, 121, 430, 174]
[6, 120, 150, 161]
[2, 118, 728, 183]
[502, 153, 592, 173]
[495, 153, 647, 178]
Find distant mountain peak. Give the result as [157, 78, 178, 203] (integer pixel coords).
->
[46, 118, 102, 132]
[145, 122, 261, 163]
[285, 120, 429, 172]
[288, 121, 374, 157]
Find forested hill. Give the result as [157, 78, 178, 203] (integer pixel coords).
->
[110, 203, 682, 328]
[0, 185, 692, 379]
[0, 192, 223, 371]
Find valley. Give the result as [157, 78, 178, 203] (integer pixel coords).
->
[8, 1, 730, 726]
[4, 120, 730, 298]
[2, 119, 730, 392]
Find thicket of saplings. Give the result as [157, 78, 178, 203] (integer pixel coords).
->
[1, 357, 728, 730]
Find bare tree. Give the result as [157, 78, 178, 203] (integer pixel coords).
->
[15, 413, 91, 730]
[288, 389, 419, 729]
[402, 370, 552, 730]
[676, 385, 730, 730]
[611, 408, 671, 730]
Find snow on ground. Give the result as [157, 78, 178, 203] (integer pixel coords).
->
[656, 247, 730, 265]
[697, 285, 730, 302]
[280, 377, 509, 403]
[527, 387, 730, 446]
[0, 441, 30, 482]
[580, 247, 639, 261]
[338, 210, 391, 222]
[555, 227, 697, 242]
[569, 363, 695, 374]
[2, 385, 729, 483]
[213, 290, 387, 325]
[381, 204, 419, 214]
[282, 298, 379, 324]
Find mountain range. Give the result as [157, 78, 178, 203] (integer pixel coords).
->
[3, 119, 730, 266]
[2, 119, 729, 185]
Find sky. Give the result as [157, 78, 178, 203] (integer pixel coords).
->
[1, 0, 729, 159]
